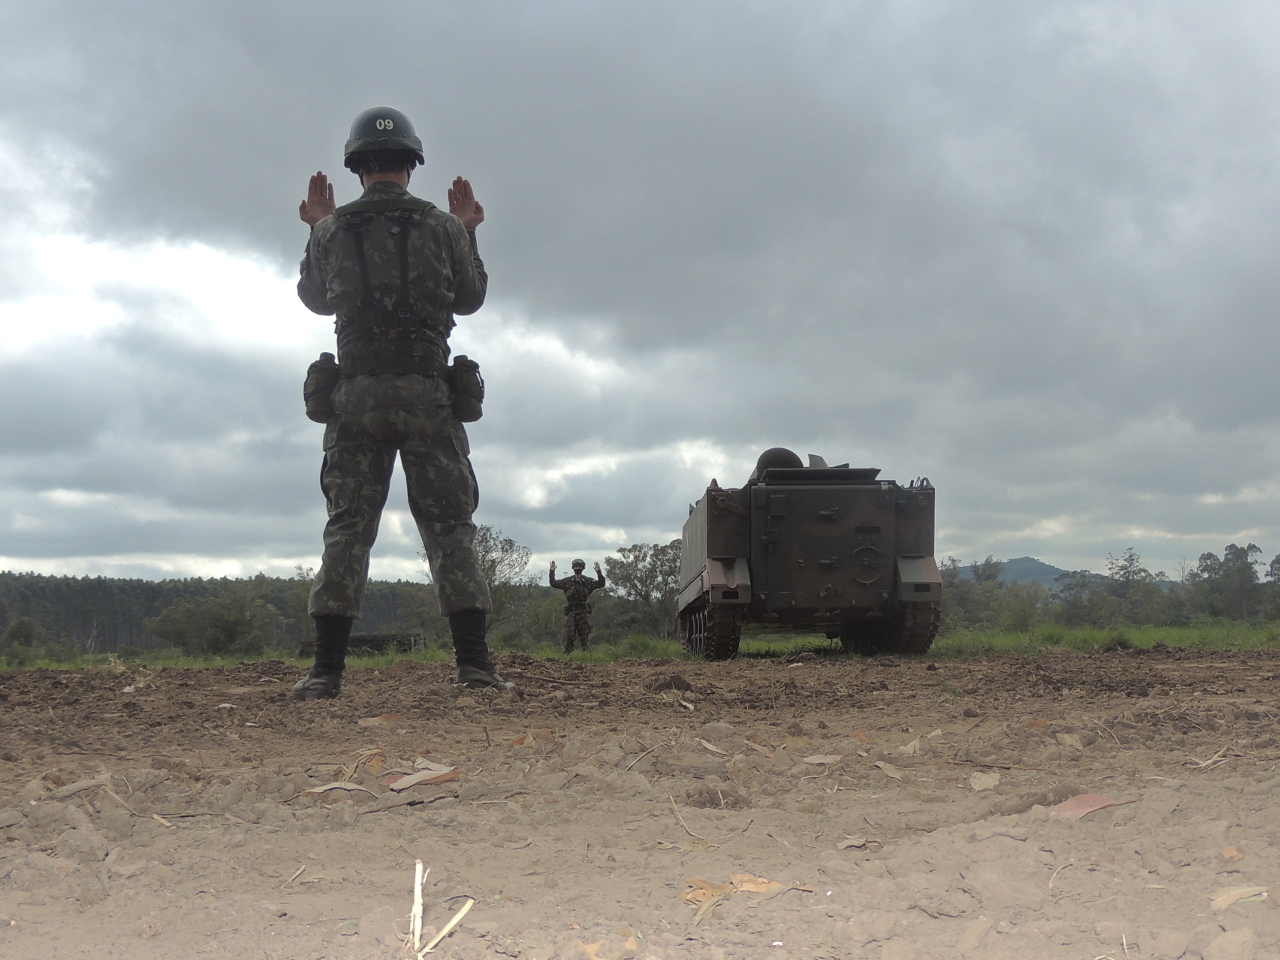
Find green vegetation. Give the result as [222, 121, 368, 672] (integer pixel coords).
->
[933, 622, 1280, 657]
[5, 535, 1280, 670]
[942, 545, 1280, 633]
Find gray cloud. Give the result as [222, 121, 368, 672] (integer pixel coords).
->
[2, 1, 1280, 580]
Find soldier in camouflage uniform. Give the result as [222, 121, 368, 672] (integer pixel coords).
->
[549, 559, 605, 653]
[291, 106, 509, 699]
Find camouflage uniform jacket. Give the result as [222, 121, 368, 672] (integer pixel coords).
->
[297, 181, 487, 373]
[550, 571, 605, 612]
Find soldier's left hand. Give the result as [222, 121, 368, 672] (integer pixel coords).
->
[448, 177, 485, 231]
[299, 172, 336, 227]
[593, 562, 602, 573]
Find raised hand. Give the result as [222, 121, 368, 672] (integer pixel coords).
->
[549, 560, 557, 572]
[448, 176, 485, 231]
[299, 171, 336, 227]
[593, 562, 602, 573]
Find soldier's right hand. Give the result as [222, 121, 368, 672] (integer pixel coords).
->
[448, 177, 484, 231]
[299, 171, 336, 227]
[549, 560, 556, 572]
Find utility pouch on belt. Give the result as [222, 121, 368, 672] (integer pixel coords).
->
[304, 352, 341, 423]
[449, 354, 484, 423]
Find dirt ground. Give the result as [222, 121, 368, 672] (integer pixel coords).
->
[2, 648, 1280, 960]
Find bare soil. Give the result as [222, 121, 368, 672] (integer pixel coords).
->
[2, 647, 1280, 960]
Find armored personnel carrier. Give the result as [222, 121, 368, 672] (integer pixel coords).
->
[677, 448, 941, 659]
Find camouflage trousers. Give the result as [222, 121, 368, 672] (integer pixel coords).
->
[564, 610, 591, 652]
[308, 374, 491, 620]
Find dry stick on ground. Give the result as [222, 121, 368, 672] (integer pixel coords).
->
[692, 894, 726, 926]
[625, 743, 661, 771]
[102, 786, 142, 817]
[411, 860, 427, 953]
[420, 897, 475, 956]
[1048, 860, 1074, 892]
[1083, 716, 1123, 745]
[936, 759, 1050, 772]
[1187, 745, 1245, 770]
[669, 796, 714, 843]
[359, 793, 457, 816]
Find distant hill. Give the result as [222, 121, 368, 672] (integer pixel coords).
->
[956, 556, 1080, 590]
[956, 556, 1174, 592]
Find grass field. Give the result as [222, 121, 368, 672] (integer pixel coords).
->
[3, 621, 1280, 671]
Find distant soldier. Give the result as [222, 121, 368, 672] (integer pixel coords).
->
[549, 559, 605, 653]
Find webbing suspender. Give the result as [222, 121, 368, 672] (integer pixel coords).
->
[395, 217, 413, 318]
[351, 228, 375, 308]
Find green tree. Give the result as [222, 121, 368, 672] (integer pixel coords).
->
[1187, 543, 1262, 619]
[969, 556, 1004, 584]
[421, 526, 534, 647]
[146, 592, 283, 656]
[473, 526, 533, 590]
[1103, 547, 1169, 624]
[603, 540, 682, 638]
[2, 616, 49, 648]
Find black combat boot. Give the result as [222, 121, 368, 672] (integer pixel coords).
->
[450, 610, 514, 689]
[291, 614, 353, 700]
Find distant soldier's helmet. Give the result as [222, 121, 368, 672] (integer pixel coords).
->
[571, 559, 586, 569]
[343, 106, 426, 170]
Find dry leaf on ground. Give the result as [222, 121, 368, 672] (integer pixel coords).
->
[970, 770, 1001, 792]
[413, 759, 457, 774]
[1047, 793, 1121, 821]
[695, 738, 730, 756]
[895, 738, 921, 757]
[837, 836, 869, 849]
[681, 878, 734, 905]
[731, 873, 783, 893]
[1222, 846, 1244, 862]
[803, 755, 843, 765]
[301, 782, 376, 797]
[745, 742, 775, 758]
[874, 761, 904, 781]
[1055, 733, 1084, 750]
[386, 769, 460, 792]
[507, 729, 556, 746]
[357, 713, 405, 726]
[1210, 886, 1269, 911]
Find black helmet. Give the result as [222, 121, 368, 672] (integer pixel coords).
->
[571, 559, 586, 569]
[343, 106, 425, 170]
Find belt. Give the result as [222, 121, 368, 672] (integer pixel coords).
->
[339, 354, 447, 379]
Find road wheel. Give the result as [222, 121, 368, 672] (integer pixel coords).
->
[681, 603, 741, 660]
[702, 607, 742, 661]
[680, 604, 707, 657]
[894, 602, 941, 655]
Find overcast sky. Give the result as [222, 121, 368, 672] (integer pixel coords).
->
[2, 1, 1279, 585]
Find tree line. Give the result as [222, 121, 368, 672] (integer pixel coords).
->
[4, 535, 1278, 664]
[942, 544, 1280, 633]
[0, 528, 682, 662]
